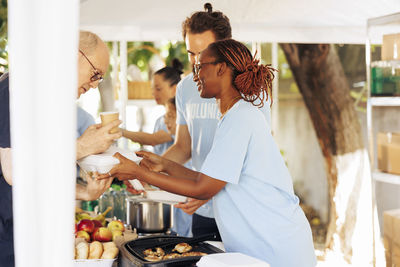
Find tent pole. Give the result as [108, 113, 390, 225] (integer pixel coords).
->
[271, 42, 279, 135]
[8, 0, 78, 266]
[251, 42, 262, 60]
[119, 40, 128, 149]
[112, 41, 119, 104]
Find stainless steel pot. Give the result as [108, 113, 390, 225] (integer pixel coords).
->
[126, 196, 173, 233]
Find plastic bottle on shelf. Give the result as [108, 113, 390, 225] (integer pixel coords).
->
[98, 188, 114, 219]
[119, 184, 132, 223]
[111, 184, 123, 220]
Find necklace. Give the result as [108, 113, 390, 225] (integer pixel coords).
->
[220, 95, 242, 119]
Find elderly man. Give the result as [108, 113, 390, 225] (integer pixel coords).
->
[0, 30, 119, 266]
[74, 31, 122, 200]
[76, 31, 121, 161]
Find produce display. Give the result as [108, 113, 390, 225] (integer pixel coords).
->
[74, 207, 125, 260]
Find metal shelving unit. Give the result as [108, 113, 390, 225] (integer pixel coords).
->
[366, 12, 400, 181]
[372, 171, 400, 185]
[366, 13, 400, 266]
[370, 96, 400, 106]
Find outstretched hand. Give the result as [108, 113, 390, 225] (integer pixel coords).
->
[136, 150, 166, 173]
[77, 172, 113, 201]
[175, 198, 210, 215]
[97, 152, 140, 181]
[123, 180, 144, 195]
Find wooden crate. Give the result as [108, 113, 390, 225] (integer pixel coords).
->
[128, 81, 153, 99]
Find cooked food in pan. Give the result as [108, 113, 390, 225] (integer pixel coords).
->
[143, 247, 165, 257]
[144, 255, 163, 262]
[172, 242, 192, 253]
[162, 253, 182, 260]
[181, 251, 207, 257]
[142, 243, 208, 262]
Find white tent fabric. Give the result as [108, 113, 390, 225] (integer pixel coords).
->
[8, 0, 79, 266]
[80, 0, 400, 44]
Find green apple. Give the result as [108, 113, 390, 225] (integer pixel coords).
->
[111, 230, 123, 241]
[107, 220, 125, 232]
[76, 230, 90, 242]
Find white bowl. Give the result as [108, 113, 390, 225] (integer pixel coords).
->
[78, 146, 141, 174]
[128, 179, 145, 191]
[145, 190, 187, 205]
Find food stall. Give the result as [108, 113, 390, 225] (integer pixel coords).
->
[7, 0, 400, 266]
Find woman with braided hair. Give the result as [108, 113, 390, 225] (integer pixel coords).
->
[99, 39, 316, 266]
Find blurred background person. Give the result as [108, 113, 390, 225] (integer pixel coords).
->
[122, 59, 193, 237]
[122, 59, 182, 153]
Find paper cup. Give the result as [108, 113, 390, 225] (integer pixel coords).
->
[100, 111, 119, 133]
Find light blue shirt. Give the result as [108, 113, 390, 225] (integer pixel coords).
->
[77, 106, 95, 177]
[200, 100, 316, 266]
[153, 115, 174, 156]
[176, 73, 271, 218]
[77, 106, 95, 138]
[153, 115, 193, 237]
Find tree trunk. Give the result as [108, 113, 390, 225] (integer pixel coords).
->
[280, 44, 374, 264]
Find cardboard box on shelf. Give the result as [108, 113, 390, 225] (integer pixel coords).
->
[382, 33, 400, 61]
[377, 132, 400, 175]
[383, 210, 400, 267]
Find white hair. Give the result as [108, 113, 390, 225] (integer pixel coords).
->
[79, 31, 101, 55]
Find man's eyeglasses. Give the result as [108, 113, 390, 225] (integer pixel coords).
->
[194, 61, 221, 76]
[79, 49, 104, 82]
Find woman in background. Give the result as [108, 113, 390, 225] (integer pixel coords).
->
[123, 59, 193, 237]
[122, 59, 182, 152]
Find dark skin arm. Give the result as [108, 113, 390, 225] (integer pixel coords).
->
[138, 151, 198, 180]
[97, 152, 226, 200]
[138, 150, 212, 214]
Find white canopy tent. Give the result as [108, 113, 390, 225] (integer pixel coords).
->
[80, 0, 400, 135]
[7, 1, 400, 267]
[80, 0, 400, 43]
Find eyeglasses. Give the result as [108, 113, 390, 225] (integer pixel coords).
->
[79, 49, 104, 82]
[194, 61, 221, 76]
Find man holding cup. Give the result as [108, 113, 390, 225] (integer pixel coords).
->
[76, 31, 122, 162]
[75, 31, 122, 200]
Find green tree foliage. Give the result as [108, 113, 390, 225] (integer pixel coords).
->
[125, 41, 190, 80]
[127, 41, 155, 72]
[164, 41, 189, 70]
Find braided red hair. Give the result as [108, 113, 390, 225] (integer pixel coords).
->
[208, 39, 276, 107]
